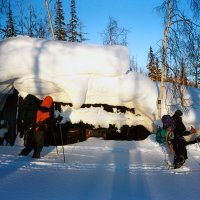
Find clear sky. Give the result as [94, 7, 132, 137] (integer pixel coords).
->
[9, 0, 165, 71]
[75, 0, 164, 70]
[31, 0, 164, 71]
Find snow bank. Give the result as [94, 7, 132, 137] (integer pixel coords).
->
[13, 72, 158, 121]
[0, 36, 130, 81]
[159, 82, 200, 130]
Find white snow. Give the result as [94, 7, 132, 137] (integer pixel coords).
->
[1, 36, 200, 200]
[1, 36, 200, 132]
[1, 136, 200, 200]
[0, 36, 130, 79]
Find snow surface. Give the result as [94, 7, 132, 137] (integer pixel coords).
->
[0, 36, 200, 132]
[1, 136, 200, 200]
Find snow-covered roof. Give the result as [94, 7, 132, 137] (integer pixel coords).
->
[0, 36, 157, 112]
[0, 36, 129, 79]
[0, 36, 200, 131]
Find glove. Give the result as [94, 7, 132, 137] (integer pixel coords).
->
[190, 126, 197, 134]
[57, 115, 63, 122]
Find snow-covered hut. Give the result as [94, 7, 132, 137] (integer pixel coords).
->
[0, 36, 161, 144]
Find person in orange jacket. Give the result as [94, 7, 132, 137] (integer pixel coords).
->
[33, 95, 54, 158]
[19, 96, 54, 158]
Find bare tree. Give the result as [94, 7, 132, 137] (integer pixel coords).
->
[187, 32, 200, 87]
[0, 0, 8, 34]
[35, 15, 50, 38]
[78, 21, 88, 42]
[190, 0, 200, 18]
[101, 16, 128, 46]
[157, 0, 200, 118]
[0, 0, 7, 14]
[16, 0, 25, 35]
[130, 56, 138, 72]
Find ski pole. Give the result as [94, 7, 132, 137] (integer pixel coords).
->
[59, 122, 66, 163]
[196, 138, 200, 149]
[51, 124, 58, 155]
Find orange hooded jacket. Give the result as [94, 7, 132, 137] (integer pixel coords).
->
[35, 96, 53, 131]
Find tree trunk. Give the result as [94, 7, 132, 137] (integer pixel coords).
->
[158, 0, 171, 119]
[45, 0, 55, 40]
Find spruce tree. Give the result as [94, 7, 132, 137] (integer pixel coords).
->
[147, 46, 156, 80]
[68, 0, 80, 42]
[4, 2, 16, 38]
[54, 0, 67, 41]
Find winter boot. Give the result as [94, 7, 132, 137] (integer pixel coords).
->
[32, 148, 42, 158]
[174, 155, 185, 169]
[19, 147, 33, 156]
[173, 156, 177, 166]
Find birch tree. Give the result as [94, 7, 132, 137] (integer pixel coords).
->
[157, 0, 200, 118]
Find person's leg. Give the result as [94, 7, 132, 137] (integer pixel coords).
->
[173, 138, 188, 168]
[171, 138, 182, 168]
[179, 138, 188, 160]
[32, 130, 44, 158]
[19, 129, 34, 156]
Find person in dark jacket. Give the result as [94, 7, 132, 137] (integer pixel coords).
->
[19, 96, 54, 158]
[171, 110, 188, 169]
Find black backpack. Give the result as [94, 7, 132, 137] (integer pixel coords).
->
[18, 94, 40, 136]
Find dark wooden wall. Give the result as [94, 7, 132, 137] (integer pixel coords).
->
[0, 89, 18, 145]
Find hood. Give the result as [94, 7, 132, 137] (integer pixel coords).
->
[40, 96, 53, 108]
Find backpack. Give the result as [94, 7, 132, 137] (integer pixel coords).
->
[161, 114, 174, 129]
[156, 128, 166, 143]
[18, 94, 41, 136]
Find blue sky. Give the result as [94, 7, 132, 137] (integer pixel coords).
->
[75, 0, 164, 70]
[30, 0, 164, 71]
[10, 0, 165, 71]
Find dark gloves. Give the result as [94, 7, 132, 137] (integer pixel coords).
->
[57, 115, 63, 122]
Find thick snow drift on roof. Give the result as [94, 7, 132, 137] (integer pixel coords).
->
[13, 72, 158, 119]
[0, 36, 157, 115]
[0, 36, 200, 131]
[0, 36, 130, 81]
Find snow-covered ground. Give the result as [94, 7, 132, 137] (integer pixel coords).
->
[1, 135, 200, 200]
